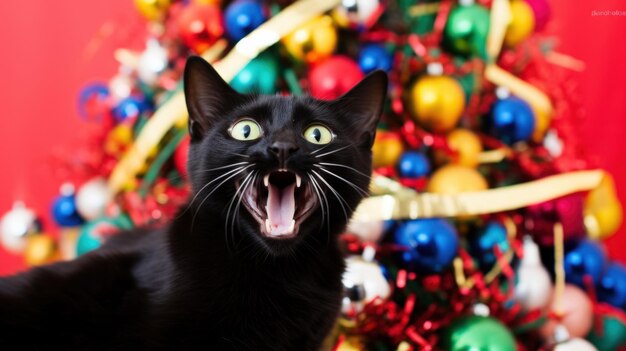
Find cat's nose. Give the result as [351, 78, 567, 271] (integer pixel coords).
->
[268, 141, 299, 164]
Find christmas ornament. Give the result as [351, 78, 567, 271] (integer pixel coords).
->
[112, 96, 149, 122]
[372, 131, 403, 168]
[584, 174, 623, 240]
[77, 83, 109, 120]
[440, 315, 517, 351]
[308, 55, 363, 100]
[526, 194, 586, 246]
[346, 219, 385, 243]
[443, 2, 491, 58]
[24, 234, 57, 267]
[504, 0, 535, 47]
[0, 202, 41, 254]
[586, 312, 626, 351]
[526, 0, 551, 31]
[490, 96, 535, 144]
[446, 128, 483, 168]
[564, 239, 607, 287]
[341, 255, 390, 313]
[397, 151, 430, 179]
[552, 338, 598, 351]
[51, 183, 84, 227]
[76, 215, 133, 256]
[409, 74, 466, 133]
[597, 262, 626, 308]
[282, 15, 337, 64]
[134, 0, 171, 20]
[427, 164, 488, 194]
[177, 3, 225, 54]
[230, 52, 280, 94]
[137, 39, 169, 86]
[514, 236, 553, 311]
[224, 0, 267, 42]
[332, 0, 383, 29]
[174, 135, 190, 179]
[358, 43, 392, 74]
[108, 69, 134, 102]
[470, 221, 509, 267]
[75, 178, 112, 221]
[394, 218, 459, 273]
[541, 285, 594, 339]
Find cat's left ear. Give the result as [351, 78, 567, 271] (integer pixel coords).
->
[184, 56, 242, 141]
[332, 70, 388, 147]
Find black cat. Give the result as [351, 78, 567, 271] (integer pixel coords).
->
[0, 56, 387, 350]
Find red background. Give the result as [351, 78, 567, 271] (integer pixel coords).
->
[0, 0, 625, 275]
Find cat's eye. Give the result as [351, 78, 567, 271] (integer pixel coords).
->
[228, 119, 263, 141]
[303, 124, 334, 145]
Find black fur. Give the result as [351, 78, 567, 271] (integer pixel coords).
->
[0, 57, 387, 350]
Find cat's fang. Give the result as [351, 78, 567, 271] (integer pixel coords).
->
[263, 175, 269, 187]
[296, 175, 301, 188]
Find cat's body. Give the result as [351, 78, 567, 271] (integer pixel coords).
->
[0, 57, 387, 350]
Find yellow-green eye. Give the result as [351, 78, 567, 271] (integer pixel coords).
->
[303, 124, 334, 145]
[229, 119, 263, 141]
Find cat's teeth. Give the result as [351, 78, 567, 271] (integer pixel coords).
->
[288, 220, 295, 233]
[296, 175, 301, 188]
[263, 175, 269, 187]
[278, 168, 287, 172]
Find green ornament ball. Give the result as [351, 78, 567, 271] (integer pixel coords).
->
[230, 52, 280, 94]
[587, 313, 626, 351]
[76, 215, 133, 256]
[441, 315, 517, 351]
[444, 3, 491, 59]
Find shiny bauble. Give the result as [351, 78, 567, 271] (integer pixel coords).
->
[75, 178, 112, 221]
[134, 0, 171, 21]
[394, 218, 459, 273]
[77, 83, 109, 120]
[332, 0, 383, 30]
[586, 313, 626, 351]
[490, 96, 535, 144]
[441, 315, 517, 351]
[446, 128, 482, 168]
[504, 0, 535, 47]
[108, 71, 134, 102]
[174, 135, 190, 180]
[552, 338, 598, 351]
[564, 239, 607, 288]
[137, 39, 168, 86]
[372, 131, 404, 168]
[77, 215, 133, 256]
[230, 52, 280, 94]
[409, 75, 466, 133]
[341, 256, 390, 313]
[443, 3, 491, 58]
[427, 164, 488, 194]
[24, 234, 57, 267]
[112, 96, 149, 122]
[0, 203, 41, 254]
[282, 16, 337, 64]
[514, 237, 553, 311]
[51, 184, 84, 227]
[526, 0, 551, 31]
[177, 3, 225, 54]
[224, 0, 266, 42]
[540, 285, 594, 339]
[346, 219, 385, 243]
[597, 263, 626, 308]
[358, 43, 392, 74]
[585, 174, 623, 240]
[308, 55, 363, 100]
[397, 151, 430, 179]
[526, 194, 586, 246]
[470, 221, 509, 267]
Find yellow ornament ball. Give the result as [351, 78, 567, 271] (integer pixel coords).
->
[24, 234, 58, 267]
[372, 131, 404, 168]
[585, 174, 623, 240]
[427, 164, 488, 194]
[409, 75, 466, 133]
[504, 0, 535, 47]
[446, 129, 483, 168]
[134, 0, 172, 21]
[282, 16, 337, 64]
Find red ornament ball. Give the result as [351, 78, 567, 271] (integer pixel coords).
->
[177, 3, 225, 54]
[174, 135, 190, 179]
[308, 56, 363, 100]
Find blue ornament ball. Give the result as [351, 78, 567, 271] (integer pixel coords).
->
[397, 151, 431, 178]
[358, 44, 393, 73]
[564, 239, 607, 288]
[224, 0, 266, 42]
[490, 96, 535, 144]
[394, 218, 459, 273]
[598, 263, 626, 309]
[470, 221, 509, 266]
[77, 83, 109, 120]
[51, 194, 84, 227]
[112, 96, 150, 122]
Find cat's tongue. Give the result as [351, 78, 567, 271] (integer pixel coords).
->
[265, 183, 296, 236]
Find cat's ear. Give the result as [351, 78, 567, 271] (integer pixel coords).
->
[332, 70, 388, 147]
[184, 56, 241, 141]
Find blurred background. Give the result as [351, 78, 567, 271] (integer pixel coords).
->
[0, 0, 624, 274]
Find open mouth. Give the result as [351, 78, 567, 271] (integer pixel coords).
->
[242, 169, 316, 238]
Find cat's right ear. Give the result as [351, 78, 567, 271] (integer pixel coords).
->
[184, 56, 241, 141]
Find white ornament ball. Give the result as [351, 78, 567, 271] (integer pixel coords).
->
[336, 0, 382, 26]
[109, 69, 134, 102]
[346, 219, 385, 243]
[0, 202, 40, 254]
[515, 236, 554, 310]
[75, 178, 111, 220]
[342, 256, 390, 313]
[137, 39, 168, 85]
[553, 338, 598, 351]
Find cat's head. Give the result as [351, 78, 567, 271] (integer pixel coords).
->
[183, 56, 387, 255]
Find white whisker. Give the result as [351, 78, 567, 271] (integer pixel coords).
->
[311, 170, 350, 225]
[314, 145, 352, 159]
[314, 166, 369, 197]
[197, 162, 250, 173]
[318, 162, 372, 179]
[224, 170, 256, 252]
